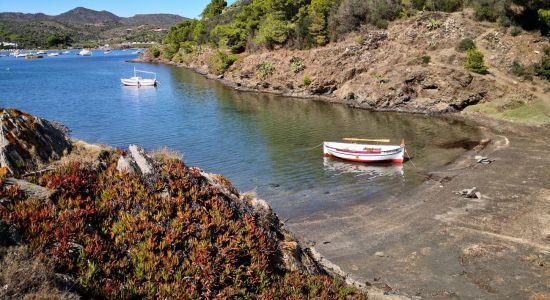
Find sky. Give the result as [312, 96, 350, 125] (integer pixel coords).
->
[0, 0, 237, 19]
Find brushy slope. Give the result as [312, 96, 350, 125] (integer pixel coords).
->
[0, 149, 364, 299]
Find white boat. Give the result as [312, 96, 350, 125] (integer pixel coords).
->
[323, 138, 405, 163]
[79, 49, 92, 56]
[62, 51, 71, 54]
[104, 50, 111, 54]
[121, 67, 158, 87]
[48, 52, 60, 56]
[15, 53, 30, 58]
[37, 50, 47, 54]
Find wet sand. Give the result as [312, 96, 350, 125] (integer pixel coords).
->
[287, 117, 550, 299]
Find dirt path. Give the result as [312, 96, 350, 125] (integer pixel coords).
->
[287, 124, 550, 299]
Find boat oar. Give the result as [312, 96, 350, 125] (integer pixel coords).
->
[343, 138, 391, 143]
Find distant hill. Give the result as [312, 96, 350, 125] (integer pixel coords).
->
[0, 7, 188, 48]
[55, 7, 122, 24]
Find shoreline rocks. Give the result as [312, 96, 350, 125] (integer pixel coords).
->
[0, 108, 71, 177]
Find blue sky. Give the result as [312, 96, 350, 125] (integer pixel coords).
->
[0, 1, 237, 18]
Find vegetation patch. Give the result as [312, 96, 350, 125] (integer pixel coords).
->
[208, 51, 238, 75]
[290, 57, 306, 74]
[0, 152, 365, 299]
[456, 38, 476, 52]
[257, 62, 274, 80]
[303, 75, 312, 86]
[464, 49, 489, 74]
[465, 100, 550, 125]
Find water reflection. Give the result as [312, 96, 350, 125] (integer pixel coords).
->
[121, 85, 158, 100]
[323, 158, 405, 179]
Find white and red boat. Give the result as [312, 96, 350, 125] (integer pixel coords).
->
[323, 138, 405, 164]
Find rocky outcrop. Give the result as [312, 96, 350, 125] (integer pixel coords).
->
[0, 108, 71, 177]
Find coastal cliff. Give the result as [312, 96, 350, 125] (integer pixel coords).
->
[0, 108, 379, 299]
[139, 11, 550, 125]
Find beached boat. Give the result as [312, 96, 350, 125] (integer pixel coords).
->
[323, 138, 405, 163]
[79, 49, 92, 56]
[121, 67, 158, 87]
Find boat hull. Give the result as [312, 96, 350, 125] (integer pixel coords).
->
[323, 142, 404, 163]
[121, 78, 157, 87]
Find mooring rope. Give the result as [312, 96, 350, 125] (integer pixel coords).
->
[405, 148, 418, 169]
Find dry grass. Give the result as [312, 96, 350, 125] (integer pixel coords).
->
[0, 247, 79, 300]
[150, 146, 183, 162]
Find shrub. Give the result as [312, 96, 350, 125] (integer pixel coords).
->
[210, 25, 247, 53]
[426, 18, 441, 31]
[509, 26, 522, 36]
[374, 73, 386, 84]
[464, 49, 489, 74]
[150, 47, 160, 58]
[544, 45, 550, 56]
[498, 15, 512, 28]
[510, 59, 524, 74]
[303, 75, 312, 86]
[415, 55, 431, 65]
[290, 57, 305, 73]
[162, 43, 179, 60]
[180, 41, 197, 54]
[257, 62, 273, 80]
[534, 57, 550, 80]
[456, 38, 476, 52]
[254, 14, 290, 48]
[208, 50, 238, 74]
[474, 0, 508, 22]
[431, 0, 463, 12]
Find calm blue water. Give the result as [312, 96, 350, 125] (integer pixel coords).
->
[0, 51, 480, 218]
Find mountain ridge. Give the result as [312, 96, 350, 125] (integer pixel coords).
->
[0, 7, 189, 47]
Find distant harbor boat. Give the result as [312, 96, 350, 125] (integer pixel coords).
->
[323, 138, 406, 163]
[79, 49, 92, 56]
[37, 50, 47, 55]
[62, 50, 71, 54]
[25, 55, 43, 59]
[121, 67, 158, 87]
[48, 52, 60, 57]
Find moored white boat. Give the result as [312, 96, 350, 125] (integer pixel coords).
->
[79, 49, 92, 56]
[121, 67, 158, 87]
[37, 50, 47, 54]
[48, 52, 60, 56]
[323, 138, 405, 163]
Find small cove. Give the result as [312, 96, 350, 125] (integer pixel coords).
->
[0, 51, 481, 218]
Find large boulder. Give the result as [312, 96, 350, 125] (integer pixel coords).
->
[0, 108, 72, 176]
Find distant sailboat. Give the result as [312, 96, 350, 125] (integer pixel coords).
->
[79, 49, 92, 56]
[121, 67, 158, 87]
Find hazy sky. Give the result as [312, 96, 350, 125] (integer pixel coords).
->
[0, 0, 237, 18]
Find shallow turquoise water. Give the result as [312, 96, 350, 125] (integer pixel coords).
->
[0, 51, 480, 218]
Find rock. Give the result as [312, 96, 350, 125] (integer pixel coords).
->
[128, 145, 156, 176]
[475, 156, 494, 164]
[116, 155, 138, 174]
[375, 251, 386, 257]
[3, 178, 53, 201]
[359, 30, 389, 50]
[0, 108, 71, 177]
[455, 187, 481, 198]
